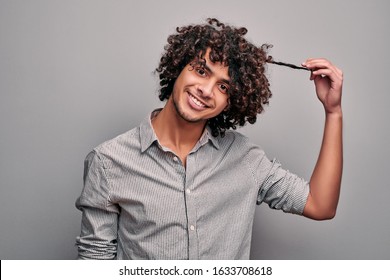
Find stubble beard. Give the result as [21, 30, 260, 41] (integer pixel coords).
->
[172, 92, 205, 124]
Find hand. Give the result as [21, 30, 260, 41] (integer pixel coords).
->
[302, 58, 343, 115]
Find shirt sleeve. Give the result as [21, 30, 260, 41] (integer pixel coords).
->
[246, 142, 309, 215]
[75, 150, 120, 259]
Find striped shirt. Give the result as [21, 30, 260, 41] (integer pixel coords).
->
[75, 110, 309, 259]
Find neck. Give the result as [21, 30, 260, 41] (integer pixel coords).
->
[152, 99, 206, 156]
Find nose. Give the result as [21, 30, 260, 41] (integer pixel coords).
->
[197, 80, 214, 98]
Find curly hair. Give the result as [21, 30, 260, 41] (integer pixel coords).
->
[156, 18, 273, 137]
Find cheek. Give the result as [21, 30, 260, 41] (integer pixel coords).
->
[215, 95, 229, 111]
[173, 71, 197, 93]
[220, 95, 229, 107]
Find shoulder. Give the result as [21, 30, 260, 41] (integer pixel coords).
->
[223, 130, 268, 159]
[218, 130, 253, 148]
[92, 126, 140, 160]
[214, 130, 266, 158]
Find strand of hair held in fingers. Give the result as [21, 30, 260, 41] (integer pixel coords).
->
[267, 59, 311, 71]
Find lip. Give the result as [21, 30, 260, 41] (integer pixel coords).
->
[187, 92, 210, 111]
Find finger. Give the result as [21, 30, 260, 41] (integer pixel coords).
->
[302, 58, 329, 67]
[304, 60, 334, 71]
[312, 68, 334, 76]
[302, 58, 343, 83]
[312, 69, 343, 88]
[306, 61, 343, 81]
[302, 58, 340, 73]
[310, 63, 342, 81]
[303, 57, 331, 64]
[312, 68, 341, 82]
[310, 71, 315, 81]
[334, 66, 343, 77]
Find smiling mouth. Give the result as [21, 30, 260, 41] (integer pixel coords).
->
[188, 93, 209, 108]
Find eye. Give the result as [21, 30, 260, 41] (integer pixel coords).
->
[196, 67, 207, 77]
[218, 83, 229, 93]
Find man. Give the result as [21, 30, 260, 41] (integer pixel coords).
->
[75, 18, 343, 259]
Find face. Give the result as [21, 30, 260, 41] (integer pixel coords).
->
[170, 49, 230, 124]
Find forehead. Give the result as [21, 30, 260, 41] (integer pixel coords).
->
[201, 48, 230, 82]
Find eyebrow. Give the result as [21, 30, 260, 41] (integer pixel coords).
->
[202, 62, 231, 85]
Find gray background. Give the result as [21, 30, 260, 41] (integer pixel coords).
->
[1, 0, 389, 259]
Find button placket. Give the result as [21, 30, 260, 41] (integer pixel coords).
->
[184, 154, 199, 259]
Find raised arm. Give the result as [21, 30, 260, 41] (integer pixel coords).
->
[301, 58, 343, 220]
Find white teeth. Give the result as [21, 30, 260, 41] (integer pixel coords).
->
[190, 94, 206, 107]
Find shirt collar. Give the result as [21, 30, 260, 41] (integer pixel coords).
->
[139, 110, 160, 153]
[139, 109, 220, 153]
[201, 126, 220, 150]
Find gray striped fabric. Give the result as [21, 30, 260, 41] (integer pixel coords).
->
[75, 110, 309, 259]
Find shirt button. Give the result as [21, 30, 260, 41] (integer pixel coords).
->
[190, 225, 195, 231]
[186, 189, 191, 194]
[173, 156, 178, 162]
